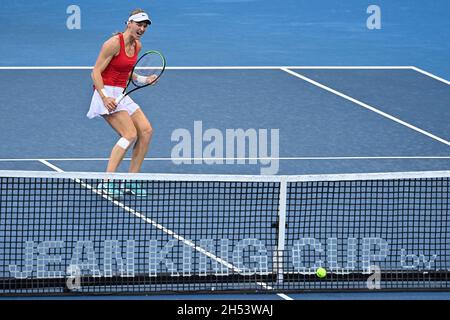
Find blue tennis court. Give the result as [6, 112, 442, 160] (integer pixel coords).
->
[0, 0, 449, 301]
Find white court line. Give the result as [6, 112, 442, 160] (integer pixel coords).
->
[1, 65, 447, 84]
[281, 68, 450, 147]
[167, 66, 414, 70]
[411, 66, 450, 85]
[0, 66, 93, 70]
[0, 65, 448, 84]
[37, 159, 293, 300]
[0, 66, 414, 70]
[2, 156, 450, 162]
[38, 160, 65, 173]
[277, 293, 294, 300]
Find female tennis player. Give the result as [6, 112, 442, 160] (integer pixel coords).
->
[87, 9, 153, 196]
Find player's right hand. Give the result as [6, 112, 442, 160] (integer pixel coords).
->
[102, 97, 117, 112]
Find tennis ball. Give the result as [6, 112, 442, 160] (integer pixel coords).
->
[316, 267, 327, 278]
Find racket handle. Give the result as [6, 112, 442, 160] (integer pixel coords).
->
[115, 94, 125, 105]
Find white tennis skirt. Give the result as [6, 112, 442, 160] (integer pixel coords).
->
[87, 85, 140, 119]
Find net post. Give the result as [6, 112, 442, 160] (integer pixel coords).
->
[275, 177, 288, 284]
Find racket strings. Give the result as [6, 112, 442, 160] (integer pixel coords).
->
[134, 54, 164, 78]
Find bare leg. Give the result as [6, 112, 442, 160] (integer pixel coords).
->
[103, 111, 138, 172]
[128, 109, 153, 173]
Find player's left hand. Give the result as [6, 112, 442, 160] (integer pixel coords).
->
[147, 74, 158, 85]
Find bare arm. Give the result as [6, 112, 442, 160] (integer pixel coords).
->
[91, 37, 120, 111]
[130, 41, 143, 83]
[130, 42, 159, 85]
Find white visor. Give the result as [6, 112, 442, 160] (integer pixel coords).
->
[128, 12, 151, 24]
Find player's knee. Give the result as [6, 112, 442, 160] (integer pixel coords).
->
[116, 137, 131, 150]
[116, 131, 137, 150]
[126, 127, 138, 141]
[141, 125, 153, 139]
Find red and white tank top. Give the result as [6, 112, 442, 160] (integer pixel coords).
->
[101, 33, 138, 88]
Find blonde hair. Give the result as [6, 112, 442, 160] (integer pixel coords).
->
[112, 9, 147, 36]
[129, 8, 145, 16]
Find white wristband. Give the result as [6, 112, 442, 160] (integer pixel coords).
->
[136, 75, 147, 84]
[100, 88, 108, 98]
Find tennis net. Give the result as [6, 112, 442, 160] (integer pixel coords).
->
[0, 170, 449, 295]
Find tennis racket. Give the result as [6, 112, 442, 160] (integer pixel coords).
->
[115, 50, 166, 104]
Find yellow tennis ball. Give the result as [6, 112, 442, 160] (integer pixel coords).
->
[316, 267, 327, 278]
